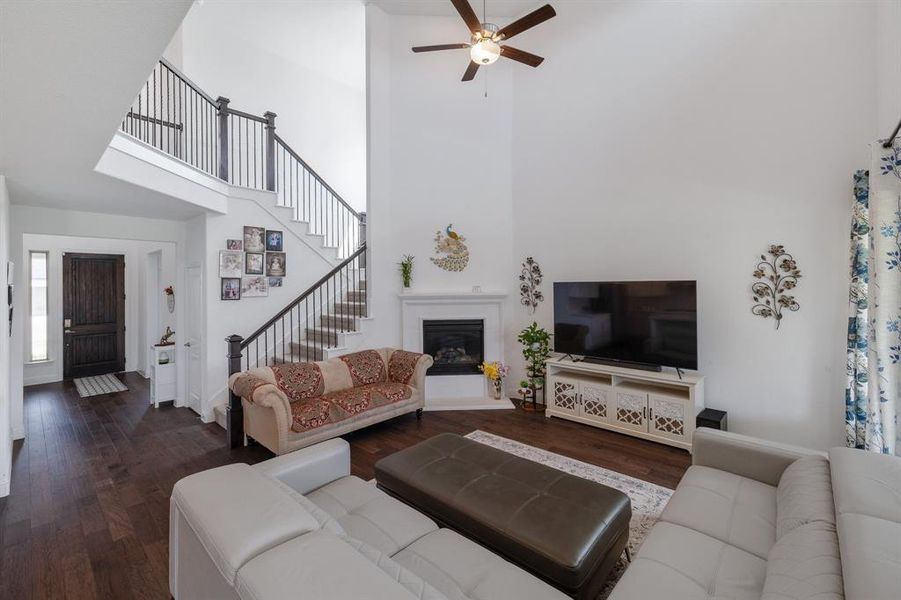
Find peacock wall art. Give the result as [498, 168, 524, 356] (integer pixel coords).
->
[431, 224, 469, 272]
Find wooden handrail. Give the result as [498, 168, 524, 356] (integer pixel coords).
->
[240, 243, 366, 349]
[159, 57, 218, 107]
[274, 133, 360, 219]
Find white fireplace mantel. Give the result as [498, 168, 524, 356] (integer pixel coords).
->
[399, 291, 513, 411]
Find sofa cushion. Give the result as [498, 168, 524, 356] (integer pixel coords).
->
[388, 350, 427, 384]
[270, 361, 325, 402]
[339, 349, 388, 385]
[609, 522, 767, 600]
[234, 530, 435, 600]
[307, 475, 438, 556]
[829, 447, 901, 600]
[660, 465, 776, 559]
[266, 475, 346, 536]
[761, 521, 843, 600]
[290, 383, 415, 433]
[342, 536, 447, 600]
[392, 528, 571, 600]
[775, 455, 835, 539]
[171, 463, 320, 584]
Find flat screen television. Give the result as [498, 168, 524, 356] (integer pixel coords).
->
[553, 281, 697, 370]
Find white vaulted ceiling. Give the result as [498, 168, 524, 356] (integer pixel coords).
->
[0, 0, 200, 218]
[371, 1, 544, 18]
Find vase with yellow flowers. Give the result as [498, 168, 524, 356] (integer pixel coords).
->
[479, 361, 510, 399]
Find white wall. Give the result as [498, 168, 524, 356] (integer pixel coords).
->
[367, 2, 879, 450]
[20, 234, 176, 385]
[9, 206, 187, 438]
[877, 0, 901, 136]
[176, 0, 367, 211]
[196, 196, 334, 420]
[366, 9, 515, 353]
[0, 176, 12, 497]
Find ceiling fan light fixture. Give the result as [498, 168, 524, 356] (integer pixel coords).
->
[470, 37, 501, 65]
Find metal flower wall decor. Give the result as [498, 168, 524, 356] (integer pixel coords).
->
[519, 257, 544, 314]
[751, 244, 801, 330]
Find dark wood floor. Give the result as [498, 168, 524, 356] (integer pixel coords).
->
[0, 372, 690, 599]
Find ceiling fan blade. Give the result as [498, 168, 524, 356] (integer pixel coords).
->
[462, 61, 480, 81]
[451, 0, 482, 33]
[412, 43, 471, 53]
[496, 4, 556, 40]
[500, 45, 544, 67]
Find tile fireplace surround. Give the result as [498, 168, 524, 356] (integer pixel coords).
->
[399, 291, 514, 411]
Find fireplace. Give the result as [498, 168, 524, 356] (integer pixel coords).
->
[423, 319, 484, 376]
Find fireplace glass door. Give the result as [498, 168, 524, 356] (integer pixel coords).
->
[423, 319, 484, 375]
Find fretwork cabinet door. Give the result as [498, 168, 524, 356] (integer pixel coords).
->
[548, 375, 580, 417]
[613, 388, 648, 433]
[579, 380, 612, 425]
[648, 393, 690, 444]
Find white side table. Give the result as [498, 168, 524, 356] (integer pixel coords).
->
[150, 344, 177, 407]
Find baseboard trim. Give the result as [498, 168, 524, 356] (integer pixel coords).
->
[24, 373, 61, 386]
[424, 397, 515, 411]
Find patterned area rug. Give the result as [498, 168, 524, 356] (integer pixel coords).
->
[463, 430, 673, 596]
[73, 374, 128, 398]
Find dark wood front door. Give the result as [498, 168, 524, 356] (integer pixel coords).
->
[63, 253, 126, 379]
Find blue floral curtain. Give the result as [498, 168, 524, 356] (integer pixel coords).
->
[846, 146, 901, 455]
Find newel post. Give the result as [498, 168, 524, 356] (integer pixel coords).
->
[264, 111, 277, 192]
[225, 334, 244, 449]
[217, 96, 231, 182]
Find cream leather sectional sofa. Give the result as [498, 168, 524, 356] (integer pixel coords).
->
[170, 428, 901, 600]
[169, 438, 570, 600]
[612, 428, 901, 600]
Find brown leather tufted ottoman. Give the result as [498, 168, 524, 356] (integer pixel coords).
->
[375, 433, 631, 600]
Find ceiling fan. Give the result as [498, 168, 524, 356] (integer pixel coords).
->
[412, 0, 556, 82]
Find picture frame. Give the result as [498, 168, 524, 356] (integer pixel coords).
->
[268, 277, 283, 287]
[219, 250, 243, 278]
[245, 252, 264, 275]
[221, 278, 241, 301]
[265, 230, 283, 252]
[243, 226, 265, 253]
[266, 252, 286, 277]
[226, 239, 243, 251]
[241, 275, 269, 298]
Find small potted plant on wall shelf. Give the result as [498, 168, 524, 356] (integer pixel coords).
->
[164, 285, 175, 313]
[399, 254, 414, 288]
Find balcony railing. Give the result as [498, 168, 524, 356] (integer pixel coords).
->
[121, 59, 363, 258]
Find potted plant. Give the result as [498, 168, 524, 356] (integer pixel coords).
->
[517, 322, 551, 404]
[479, 361, 510, 399]
[398, 254, 414, 288]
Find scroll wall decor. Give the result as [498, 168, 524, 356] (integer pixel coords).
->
[519, 256, 544, 314]
[751, 244, 801, 330]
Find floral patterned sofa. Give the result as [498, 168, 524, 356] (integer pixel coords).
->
[228, 348, 433, 455]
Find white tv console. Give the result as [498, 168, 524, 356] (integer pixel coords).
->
[545, 357, 704, 451]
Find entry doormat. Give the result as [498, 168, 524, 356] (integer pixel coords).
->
[463, 430, 674, 597]
[74, 373, 128, 398]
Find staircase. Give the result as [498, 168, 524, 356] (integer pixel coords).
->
[120, 58, 364, 257]
[120, 59, 372, 443]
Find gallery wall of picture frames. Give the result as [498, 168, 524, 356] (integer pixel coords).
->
[219, 226, 287, 300]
